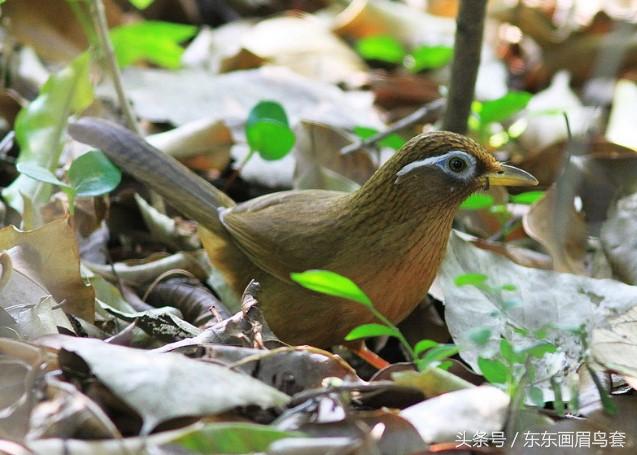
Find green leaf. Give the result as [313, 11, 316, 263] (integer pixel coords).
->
[352, 126, 405, 150]
[510, 191, 545, 205]
[460, 193, 494, 210]
[68, 150, 122, 197]
[110, 21, 197, 69]
[246, 101, 295, 160]
[478, 357, 509, 384]
[528, 386, 544, 407]
[173, 423, 303, 454]
[246, 121, 295, 161]
[248, 100, 290, 127]
[129, 0, 154, 9]
[345, 323, 397, 341]
[454, 273, 488, 287]
[16, 162, 70, 188]
[405, 45, 453, 72]
[499, 339, 515, 364]
[3, 52, 94, 214]
[417, 344, 459, 370]
[501, 284, 517, 292]
[413, 339, 438, 356]
[469, 328, 491, 346]
[355, 36, 406, 64]
[290, 270, 372, 308]
[522, 342, 557, 358]
[475, 91, 532, 125]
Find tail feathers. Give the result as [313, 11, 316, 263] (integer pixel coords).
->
[68, 117, 234, 234]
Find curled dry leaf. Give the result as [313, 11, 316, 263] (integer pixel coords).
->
[0, 218, 94, 322]
[592, 304, 637, 380]
[293, 121, 375, 191]
[400, 385, 509, 444]
[54, 336, 290, 433]
[601, 192, 637, 285]
[146, 117, 233, 170]
[331, 0, 455, 47]
[240, 15, 368, 85]
[523, 184, 587, 274]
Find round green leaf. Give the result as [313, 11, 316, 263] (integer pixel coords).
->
[355, 36, 406, 64]
[17, 162, 69, 188]
[413, 339, 438, 356]
[247, 101, 290, 128]
[477, 91, 532, 125]
[404, 45, 453, 72]
[68, 150, 122, 197]
[345, 323, 397, 341]
[290, 270, 372, 307]
[246, 120, 295, 161]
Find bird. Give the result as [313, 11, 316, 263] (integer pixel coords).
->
[69, 118, 537, 357]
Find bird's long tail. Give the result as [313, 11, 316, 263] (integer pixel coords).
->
[68, 117, 234, 235]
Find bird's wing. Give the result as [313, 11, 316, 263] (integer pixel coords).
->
[220, 190, 349, 283]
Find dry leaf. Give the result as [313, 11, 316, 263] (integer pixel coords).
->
[0, 217, 94, 321]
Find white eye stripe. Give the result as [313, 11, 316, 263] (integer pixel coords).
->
[395, 150, 477, 183]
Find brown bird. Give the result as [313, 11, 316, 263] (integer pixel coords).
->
[69, 118, 537, 354]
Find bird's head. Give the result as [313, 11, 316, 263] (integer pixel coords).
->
[386, 131, 537, 205]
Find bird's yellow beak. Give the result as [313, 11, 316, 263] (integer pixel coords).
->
[486, 164, 538, 187]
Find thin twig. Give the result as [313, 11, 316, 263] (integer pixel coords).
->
[89, 0, 140, 134]
[341, 98, 446, 155]
[442, 0, 488, 134]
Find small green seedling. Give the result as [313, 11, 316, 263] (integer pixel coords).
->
[291, 269, 458, 371]
[18, 150, 121, 214]
[244, 100, 295, 166]
[355, 35, 453, 73]
[469, 91, 532, 146]
[352, 126, 406, 151]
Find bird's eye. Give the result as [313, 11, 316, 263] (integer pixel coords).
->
[448, 156, 467, 173]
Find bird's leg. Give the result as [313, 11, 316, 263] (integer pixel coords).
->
[351, 342, 391, 370]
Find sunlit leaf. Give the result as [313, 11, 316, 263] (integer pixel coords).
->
[16, 162, 69, 188]
[246, 101, 295, 160]
[355, 36, 406, 64]
[478, 357, 508, 384]
[129, 0, 154, 9]
[454, 273, 488, 287]
[405, 45, 453, 72]
[413, 339, 438, 356]
[173, 423, 303, 454]
[290, 270, 372, 308]
[460, 193, 494, 210]
[345, 323, 397, 341]
[110, 21, 197, 69]
[2, 52, 94, 214]
[475, 91, 532, 125]
[68, 150, 122, 197]
[510, 191, 545, 205]
[353, 126, 405, 150]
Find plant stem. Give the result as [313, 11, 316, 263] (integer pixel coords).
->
[369, 306, 416, 360]
[89, 0, 140, 134]
[442, 0, 488, 134]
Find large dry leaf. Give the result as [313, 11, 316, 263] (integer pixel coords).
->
[0, 218, 94, 322]
[331, 0, 455, 46]
[435, 232, 637, 395]
[523, 185, 587, 274]
[606, 80, 637, 151]
[54, 336, 290, 433]
[107, 66, 382, 129]
[293, 121, 375, 191]
[592, 303, 637, 379]
[601, 192, 637, 285]
[240, 15, 367, 84]
[400, 386, 509, 444]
